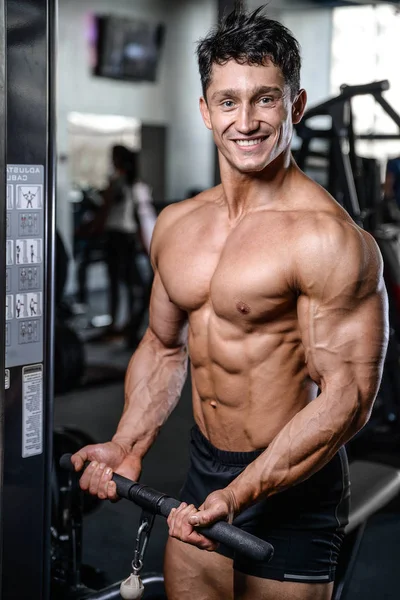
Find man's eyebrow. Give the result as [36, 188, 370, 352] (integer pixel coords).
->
[211, 86, 283, 101]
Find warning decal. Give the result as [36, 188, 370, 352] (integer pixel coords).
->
[22, 363, 43, 458]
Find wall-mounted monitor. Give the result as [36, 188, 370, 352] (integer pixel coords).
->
[89, 14, 165, 83]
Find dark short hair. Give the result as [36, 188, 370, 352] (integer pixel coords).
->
[196, 5, 301, 101]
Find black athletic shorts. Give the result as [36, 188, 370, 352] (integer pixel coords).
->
[179, 425, 350, 583]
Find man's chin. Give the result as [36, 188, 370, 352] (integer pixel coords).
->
[234, 159, 270, 174]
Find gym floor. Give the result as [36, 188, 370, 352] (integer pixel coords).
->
[54, 293, 400, 599]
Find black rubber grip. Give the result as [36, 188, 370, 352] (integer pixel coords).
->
[60, 453, 82, 472]
[158, 496, 273, 562]
[60, 453, 274, 563]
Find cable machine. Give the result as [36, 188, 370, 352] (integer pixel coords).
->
[0, 1, 56, 598]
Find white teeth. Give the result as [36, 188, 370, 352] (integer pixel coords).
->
[235, 138, 265, 147]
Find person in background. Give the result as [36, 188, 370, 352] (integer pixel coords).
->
[98, 145, 156, 341]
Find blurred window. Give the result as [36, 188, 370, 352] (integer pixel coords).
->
[331, 5, 400, 159]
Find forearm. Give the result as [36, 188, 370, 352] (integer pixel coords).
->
[112, 327, 188, 458]
[228, 385, 370, 512]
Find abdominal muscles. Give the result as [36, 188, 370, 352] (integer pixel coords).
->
[188, 307, 317, 452]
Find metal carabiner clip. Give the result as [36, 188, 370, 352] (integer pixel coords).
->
[132, 511, 155, 575]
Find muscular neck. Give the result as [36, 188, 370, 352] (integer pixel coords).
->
[218, 148, 295, 220]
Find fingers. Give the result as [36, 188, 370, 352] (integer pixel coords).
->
[71, 449, 89, 472]
[191, 490, 236, 526]
[69, 442, 140, 504]
[188, 504, 228, 527]
[106, 479, 119, 502]
[88, 462, 106, 496]
[167, 503, 218, 552]
[76, 460, 118, 501]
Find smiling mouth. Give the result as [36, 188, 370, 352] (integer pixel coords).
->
[234, 136, 268, 148]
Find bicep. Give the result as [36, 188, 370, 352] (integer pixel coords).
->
[297, 231, 389, 407]
[148, 269, 188, 349]
[298, 289, 388, 398]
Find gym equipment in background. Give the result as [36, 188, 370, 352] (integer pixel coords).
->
[333, 460, 400, 600]
[294, 80, 400, 228]
[52, 428, 108, 599]
[54, 322, 86, 395]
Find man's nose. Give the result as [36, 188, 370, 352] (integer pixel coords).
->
[236, 104, 259, 134]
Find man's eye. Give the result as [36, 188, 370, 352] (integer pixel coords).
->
[222, 100, 235, 108]
[260, 97, 273, 104]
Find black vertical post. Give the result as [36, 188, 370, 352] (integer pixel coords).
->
[0, 0, 7, 591]
[2, 1, 55, 598]
[45, 0, 57, 594]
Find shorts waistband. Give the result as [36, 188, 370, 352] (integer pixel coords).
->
[191, 425, 266, 466]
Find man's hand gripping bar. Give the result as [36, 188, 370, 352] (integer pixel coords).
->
[60, 453, 274, 563]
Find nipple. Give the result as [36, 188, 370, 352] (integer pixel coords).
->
[210, 400, 217, 408]
[236, 301, 251, 315]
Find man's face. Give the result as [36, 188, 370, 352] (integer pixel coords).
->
[200, 59, 306, 174]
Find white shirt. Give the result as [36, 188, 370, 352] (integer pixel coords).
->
[105, 181, 157, 254]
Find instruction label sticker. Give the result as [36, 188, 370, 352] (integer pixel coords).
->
[6, 165, 44, 368]
[5, 369, 9, 389]
[22, 364, 43, 458]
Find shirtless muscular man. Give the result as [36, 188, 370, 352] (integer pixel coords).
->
[72, 7, 389, 600]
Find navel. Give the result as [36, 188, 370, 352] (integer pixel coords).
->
[236, 300, 251, 315]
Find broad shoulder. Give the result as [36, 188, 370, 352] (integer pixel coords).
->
[153, 188, 218, 235]
[292, 211, 383, 296]
[150, 187, 220, 264]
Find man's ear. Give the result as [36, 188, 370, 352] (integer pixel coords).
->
[292, 89, 307, 125]
[199, 96, 212, 130]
